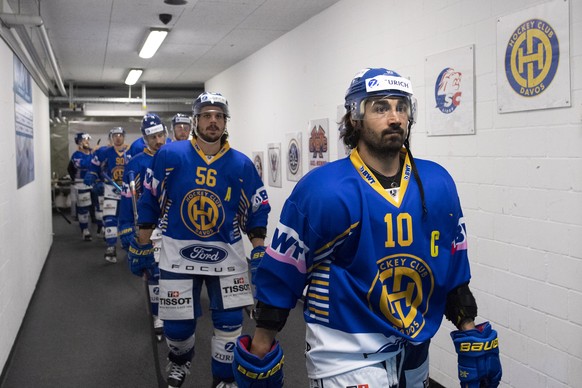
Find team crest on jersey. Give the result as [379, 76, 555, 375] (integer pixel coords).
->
[111, 165, 124, 182]
[505, 19, 559, 97]
[367, 253, 434, 338]
[180, 188, 225, 237]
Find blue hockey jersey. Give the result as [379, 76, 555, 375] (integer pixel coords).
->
[254, 148, 472, 378]
[88, 145, 129, 185]
[68, 150, 93, 182]
[138, 140, 271, 276]
[119, 149, 155, 229]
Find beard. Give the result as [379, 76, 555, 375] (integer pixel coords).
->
[359, 123, 406, 158]
[197, 124, 224, 144]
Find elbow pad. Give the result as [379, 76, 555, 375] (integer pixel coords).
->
[251, 301, 290, 332]
[445, 283, 478, 329]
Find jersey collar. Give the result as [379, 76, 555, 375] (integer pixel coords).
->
[191, 139, 230, 164]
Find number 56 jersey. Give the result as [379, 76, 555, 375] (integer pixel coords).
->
[254, 148, 472, 378]
[138, 140, 270, 276]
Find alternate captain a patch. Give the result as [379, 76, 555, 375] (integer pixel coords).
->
[504, 19, 559, 97]
[180, 188, 225, 237]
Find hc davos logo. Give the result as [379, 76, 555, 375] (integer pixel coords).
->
[180, 245, 228, 264]
[288, 138, 300, 175]
[181, 188, 225, 237]
[368, 253, 434, 338]
[434, 68, 462, 114]
[505, 19, 559, 97]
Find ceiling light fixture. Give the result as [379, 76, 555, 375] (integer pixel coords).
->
[125, 69, 143, 85]
[139, 28, 168, 58]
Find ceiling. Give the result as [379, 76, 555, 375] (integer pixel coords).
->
[3, 0, 340, 100]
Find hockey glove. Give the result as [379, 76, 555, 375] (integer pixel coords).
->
[128, 238, 156, 277]
[83, 172, 97, 187]
[249, 246, 266, 285]
[118, 224, 135, 251]
[451, 321, 502, 388]
[233, 335, 284, 388]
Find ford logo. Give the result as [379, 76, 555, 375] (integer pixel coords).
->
[180, 245, 228, 263]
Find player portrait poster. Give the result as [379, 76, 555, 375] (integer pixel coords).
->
[307, 118, 329, 171]
[425, 45, 475, 136]
[497, 0, 570, 113]
[14, 55, 35, 188]
[252, 151, 264, 181]
[285, 132, 302, 182]
[267, 143, 282, 188]
[336, 104, 351, 159]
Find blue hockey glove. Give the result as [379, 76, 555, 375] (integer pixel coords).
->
[118, 224, 135, 251]
[84, 172, 97, 187]
[233, 335, 284, 388]
[451, 321, 502, 388]
[249, 246, 265, 285]
[128, 238, 155, 277]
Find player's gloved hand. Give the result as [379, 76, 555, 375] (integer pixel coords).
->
[249, 246, 265, 285]
[118, 224, 135, 251]
[128, 238, 155, 277]
[451, 321, 502, 388]
[233, 334, 284, 388]
[83, 172, 96, 187]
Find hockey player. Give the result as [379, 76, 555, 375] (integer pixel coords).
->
[68, 132, 95, 241]
[129, 92, 271, 388]
[234, 68, 502, 388]
[119, 113, 167, 337]
[170, 113, 192, 141]
[85, 127, 129, 263]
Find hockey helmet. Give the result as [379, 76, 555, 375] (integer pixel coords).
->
[74, 132, 91, 144]
[141, 113, 166, 136]
[108, 126, 126, 139]
[344, 68, 417, 124]
[192, 92, 229, 118]
[172, 113, 191, 128]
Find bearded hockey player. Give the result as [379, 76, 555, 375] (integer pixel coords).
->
[234, 68, 502, 388]
[129, 92, 271, 388]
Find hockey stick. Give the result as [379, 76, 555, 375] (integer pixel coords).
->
[128, 171, 165, 387]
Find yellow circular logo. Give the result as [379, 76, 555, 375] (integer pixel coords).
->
[367, 253, 434, 338]
[180, 189, 224, 238]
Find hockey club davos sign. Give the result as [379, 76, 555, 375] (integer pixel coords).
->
[497, 0, 571, 113]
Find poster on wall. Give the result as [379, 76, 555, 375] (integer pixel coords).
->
[252, 151, 264, 182]
[267, 143, 282, 188]
[497, 0, 570, 113]
[285, 132, 302, 182]
[425, 45, 475, 136]
[308, 118, 329, 170]
[336, 104, 351, 159]
[14, 55, 35, 188]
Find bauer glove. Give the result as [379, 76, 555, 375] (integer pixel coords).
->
[451, 321, 502, 387]
[118, 224, 135, 251]
[128, 238, 155, 277]
[233, 334, 284, 388]
[249, 246, 265, 285]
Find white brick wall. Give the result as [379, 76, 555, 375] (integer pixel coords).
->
[207, 0, 582, 386]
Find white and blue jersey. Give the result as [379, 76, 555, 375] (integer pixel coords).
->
[138, 140, 270, 276]
[254, 148, 472, 379]
[87, 145, 129, 185]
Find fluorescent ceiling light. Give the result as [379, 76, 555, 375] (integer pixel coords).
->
[139, 28, 168, 58]
[125, 69, 143, 85]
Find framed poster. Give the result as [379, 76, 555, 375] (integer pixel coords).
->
[497, 0, 570, 113]
[425, 45, 475, 136]
[252, 151, 264, 181]
[285, 132, 302, 182]
[308, 118, 329, 170]
[267, 143, 281, 188]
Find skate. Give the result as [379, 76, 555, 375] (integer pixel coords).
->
[153, 315, 164, 342]
[104, 246, 117, 263]
[82, 229, 92, 241]
[166, 361, 191, 388]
